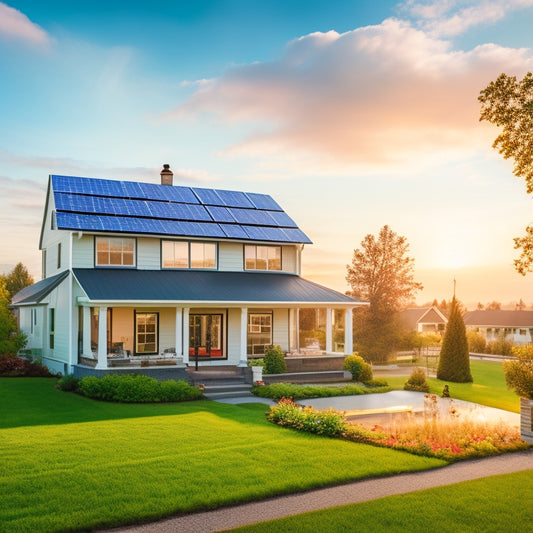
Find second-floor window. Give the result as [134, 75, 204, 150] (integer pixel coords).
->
[245, 245, 281, 271]
[96, 237, 135, 267]
[162, 241, 217, 269]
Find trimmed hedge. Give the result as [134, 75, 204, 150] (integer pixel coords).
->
[252, 381, 390, 400]
[65, 374, 204, 403]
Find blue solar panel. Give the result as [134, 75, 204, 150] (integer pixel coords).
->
[215, 189, 255, 208]
[52, 175, 310, 243]
[242, 225, 288, 242]
[191, 187, 224, 206]
[206, 206, 236, 223]
[219, 224, 249, 239]
[266, 210, 298, 228]
[228, 208, 277, 226]
[245, 192, 283, 211]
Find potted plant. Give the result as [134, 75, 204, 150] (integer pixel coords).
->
[503, 345, 533, 443]
[248, 358, 264, 383]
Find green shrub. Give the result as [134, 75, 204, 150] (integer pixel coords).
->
[252, 381, 391, 400]
[56, 374, 80, 392]
[247, 358, 264, 367]
[486, 336, 514, 356]
[77, 374, 203, 403]
[359, 362, 373, 383]
[364, 378, 389, 388]
[0, 355, 54, 377]
[404, 367, 430, 393]
[263, 345, 287, 374]
[467, 330, 486, 353]
[267, 397, 346, 437]
[504, 345, 533, 399]
[343, 354, 365, 381]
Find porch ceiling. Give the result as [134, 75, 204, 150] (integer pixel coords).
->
[72, 268, 363, 306]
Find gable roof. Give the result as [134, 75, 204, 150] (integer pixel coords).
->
[11, 270, 69, 306]
[73, 268, 361, 305]
[463, 310, 533, 328]
[400, 307, 447, 330]
[48, 175, 312, 245]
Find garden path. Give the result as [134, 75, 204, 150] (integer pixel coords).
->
[105, 450, 532, 533]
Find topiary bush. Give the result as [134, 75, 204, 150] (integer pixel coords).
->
[263, 345, 287, 374]
[343, 353, 366, 381]
[359, 361, 373, 383]
[76, 374, 203, 403]
[403, 367, 430, 393]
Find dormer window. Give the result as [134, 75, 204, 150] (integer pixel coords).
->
[245, 245, 281, 271]
[95, 237, 135, 267]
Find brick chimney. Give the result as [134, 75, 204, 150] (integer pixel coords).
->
[160, 164, 173, 186]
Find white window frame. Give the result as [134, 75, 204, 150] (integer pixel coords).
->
[161, 240, 217, 270]
[95, 237, 136, 267]
[244, 245, 281, 271]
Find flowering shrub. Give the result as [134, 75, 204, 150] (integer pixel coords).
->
[267, 398, 346, 436]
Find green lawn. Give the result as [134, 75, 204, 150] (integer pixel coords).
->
[0, 378, 444, 533]
[229, 471, 533, 532]
[387, 360, 520, 413]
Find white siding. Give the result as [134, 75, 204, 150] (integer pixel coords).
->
[273, 308, 289, 351]
[72, 235, 94, 268]
[219, 242, 244, 271]
[281, 246, 297, 274]
[138, 238, 161, 270]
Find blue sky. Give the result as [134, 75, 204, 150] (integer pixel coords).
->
[2, 0, 533, 307]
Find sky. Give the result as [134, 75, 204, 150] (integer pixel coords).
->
[1, 0, 533, 309]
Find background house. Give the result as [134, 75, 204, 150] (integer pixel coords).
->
[12, 167, 365, 376]
[399, 306, 447, 334]
[463, 310, 533, 345]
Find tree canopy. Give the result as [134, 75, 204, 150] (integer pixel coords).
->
[346, 225, 422, 363]
[2, 263, 34, 302]
[346, 225, 423, 314]
[479, 72, 533, 274]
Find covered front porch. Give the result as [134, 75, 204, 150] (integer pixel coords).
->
[75, 304, 356, 371]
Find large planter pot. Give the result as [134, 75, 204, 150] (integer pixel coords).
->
[251, 366, 263, 383]
[520, 398, 533, 444]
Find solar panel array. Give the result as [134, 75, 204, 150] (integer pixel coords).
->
[51, 175, 312, 244]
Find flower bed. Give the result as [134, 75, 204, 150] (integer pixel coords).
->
[267, 396, 529, 461]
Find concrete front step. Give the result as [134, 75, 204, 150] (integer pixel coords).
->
[204, 390, 255, 400]
[203, 383, 251, 394]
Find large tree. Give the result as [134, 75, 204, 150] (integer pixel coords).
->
[437, 297, 472, 383]
[3, 263, 34, 302]
[346, 225, 423, 363]
[479, 72, 533, 274]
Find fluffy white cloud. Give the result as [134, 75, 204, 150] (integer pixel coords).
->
[0, 3, 53, 46]
[167, 18, 533, 170]
[402, 0, 533, 37]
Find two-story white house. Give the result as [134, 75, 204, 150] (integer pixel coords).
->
[12, 167, 364, 377]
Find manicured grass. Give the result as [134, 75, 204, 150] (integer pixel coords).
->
[0, 378, 444, 532]
[229, 471, 533, 532]
[387, 361, 520, 413]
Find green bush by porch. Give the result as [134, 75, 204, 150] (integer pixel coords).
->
[0, 378, 442, 533]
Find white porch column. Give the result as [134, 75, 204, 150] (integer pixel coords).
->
[95, 306, 108, 369]
[344, 307, 353, 355]
[239, 307, 248, 367]
[326, 308, 333, 353]
[82, 306, 92, 357]
[182, 308, 190, 364]
[175, 307, 183, 357]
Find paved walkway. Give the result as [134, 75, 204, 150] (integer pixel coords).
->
[106, 450, 532, 533]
